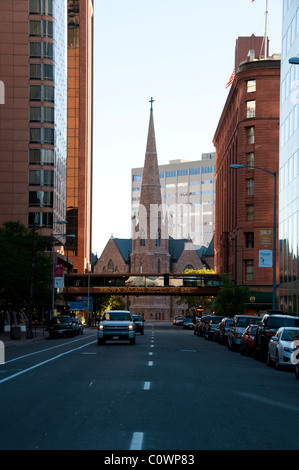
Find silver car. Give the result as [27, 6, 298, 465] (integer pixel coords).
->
[267, 327, 299, 369]
[227, 315, 261, 351]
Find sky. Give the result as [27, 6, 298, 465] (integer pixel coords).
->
[91, 0, 283, 257]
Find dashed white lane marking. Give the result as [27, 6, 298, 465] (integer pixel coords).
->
[143, 381, 151, 390]
[148, 361, 154, 366]
[130, 432, 144, 450]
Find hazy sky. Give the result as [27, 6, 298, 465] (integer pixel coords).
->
[91, 0, 283, 257]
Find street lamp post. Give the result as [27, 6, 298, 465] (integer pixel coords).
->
[51, 221, 68, 319]
[230, 164, 277, 310]
[289, 57, 299, 65]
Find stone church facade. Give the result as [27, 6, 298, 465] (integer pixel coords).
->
[94, 103, 209, 320]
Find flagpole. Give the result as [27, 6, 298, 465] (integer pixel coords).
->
[264, 0, 268, 59]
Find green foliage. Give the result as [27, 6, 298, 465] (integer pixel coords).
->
[93, 295, 126, 316]
[0, 221, 51, 311]
[177, 267, 216, 310]
[213, 274, 250, 317]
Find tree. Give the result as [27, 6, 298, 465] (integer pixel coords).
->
[0, 221, 51, 314]
[176, 268, 216, 312]
[213, 274, 249, 317]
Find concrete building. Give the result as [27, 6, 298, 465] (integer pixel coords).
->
[279, 1, 299, 313]
[213, 35, 281, 314]
[132, 153, 215, 249]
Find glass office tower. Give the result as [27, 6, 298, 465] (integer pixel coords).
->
[279, 1, 299, 313]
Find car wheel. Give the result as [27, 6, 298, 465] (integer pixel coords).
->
[98, 338, 105, 345]
[240, 344, 245, 355]
[275, 353, 281, 370]
[266, 351, 272, 367]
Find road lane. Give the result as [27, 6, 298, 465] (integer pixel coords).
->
[0, 322, 298, 450]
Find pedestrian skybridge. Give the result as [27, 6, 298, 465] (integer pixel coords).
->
[65, 273, 223, 297]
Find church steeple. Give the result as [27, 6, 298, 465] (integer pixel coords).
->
[139, 98, 161, 209]
[130, 99, 169, 274]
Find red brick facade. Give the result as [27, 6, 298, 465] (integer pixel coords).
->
[213, 42, 280, 313]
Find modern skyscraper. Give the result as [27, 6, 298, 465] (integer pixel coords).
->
[0, 0, 67, 239]
[279, 2, 299, 313]
[66, 0, 93, 272]
[0, 0, 93, 273]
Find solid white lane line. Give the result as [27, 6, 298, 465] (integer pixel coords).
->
[0, 340, 95, 384]
[130, 432, 144, 450]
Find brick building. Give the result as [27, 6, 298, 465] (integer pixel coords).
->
[95, 104, 206, 320]
[213, 36, 280, 314]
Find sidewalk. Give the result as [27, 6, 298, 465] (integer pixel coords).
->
[0, 327, 47, 348]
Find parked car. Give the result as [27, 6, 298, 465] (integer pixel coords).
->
[173, 316, 185, 326]
[72, 318, 84, 335]
[197, 315, 210, 337]
[132, 314, 144, 334]
[204, 316, 223, 340]
[254, 313, 299, 361]
[240, 324, 259, 356]
[47, 315, 76, 339]
[266, 327, 299, 369]
[183, 316, 194, 329]
[213, 321, 222, 342]
[98, 310, 136, 345]
[194, 316, 204, 335]
[217, 318, 233, 345]
[227, 315, 261, 351]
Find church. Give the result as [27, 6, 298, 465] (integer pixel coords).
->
[94, 100, 213, 320]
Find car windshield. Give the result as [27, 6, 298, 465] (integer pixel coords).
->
[281, 329, 299, 341]
[268, 317, 299, 328]
[237, 317, 259, 327]
[211, 316, 222, 323]
[133, 315, 142, 321]
[103, 312, 131, 321]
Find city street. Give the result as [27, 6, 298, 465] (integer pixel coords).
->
[0, 322, 298, 451]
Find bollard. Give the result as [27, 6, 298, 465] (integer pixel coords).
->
[0, 341, 4, 365]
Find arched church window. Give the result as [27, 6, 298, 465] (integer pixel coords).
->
[184, 264, 194, 271]
[108, 259, 114, 272]
[140, 262, 143, 273]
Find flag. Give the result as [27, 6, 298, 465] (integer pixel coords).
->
[225, 69, 235, 89]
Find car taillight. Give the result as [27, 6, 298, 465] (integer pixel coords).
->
[265, 330, 274, 337]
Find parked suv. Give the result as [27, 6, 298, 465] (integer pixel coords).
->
[254, 313, 299, 361]
[204, 315, 223, 340]
[227, 315, 261, 351]
[98, 310, 136, 345]
[47, 315, 75, 339]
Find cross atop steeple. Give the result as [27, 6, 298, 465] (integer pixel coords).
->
[149, 97, 155, 110]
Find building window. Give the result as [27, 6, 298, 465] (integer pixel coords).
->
[29, 0, 41, 14]
[43, 149, 54, 165]
[43, 85, 54, 102]
[246, 178, 254, 196]
[30, 85, 41, 101]
[29, 170, 41, 185]
[42, 170, 54, 186]
[43, 0, 53, 16]
[42, 127, 54, 145]
[43, 42, 54, 60]
[29, 127, 41, 143]
[245, 232, 254, 248]
[246, 204, 254, 221]
[29, 148, 54, 165]
[43, 106, 54, 123]
[29, 42, 41, 58]
[189, 168, 200, 175]
[245, 260, 254, 281]
[43, 20, 53, 38]
[247, 80, 256, 93]
[246, 100, 256, 118]
[29, 107, 41, 122]
[140, 229, 145, 246]
[166, 170, 176, 178]
[133, 174, 142, 181]
[29, 64, 41, 80]
[246, 126, 255, 144]
[246, 152, 254, 167]
[29, 20, 41, 36]
[43, 64, 54, 81]
[177, 169, 188, 177]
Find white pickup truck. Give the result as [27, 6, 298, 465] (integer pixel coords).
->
[98, 310, 136, 345]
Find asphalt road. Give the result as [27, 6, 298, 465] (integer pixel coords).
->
[0, 322, 298, 451]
